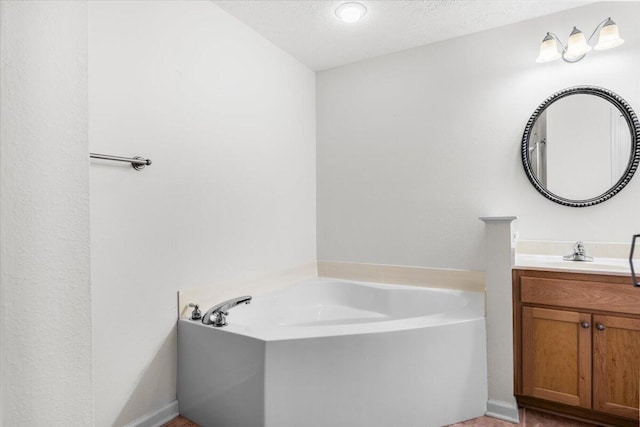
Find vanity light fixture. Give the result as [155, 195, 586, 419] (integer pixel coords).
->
[335, 2, 367, 23]
[536, 17, 624, 63]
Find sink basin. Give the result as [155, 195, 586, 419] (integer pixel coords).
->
[515, 255, 632, 274]
[539, 260, 630, 272]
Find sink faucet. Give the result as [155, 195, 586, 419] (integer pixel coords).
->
[202, 295, 252, 327]
[563, 241, 594, 262]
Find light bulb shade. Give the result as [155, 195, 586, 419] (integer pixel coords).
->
[335, 2, 367, 23]
[536, 34, 561, 63]
[565, 27, 592, 60]
[595, 18, 624, 50]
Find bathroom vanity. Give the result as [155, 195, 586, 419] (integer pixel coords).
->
[513, 268, 640, 427]
[515, 80, 640, 426]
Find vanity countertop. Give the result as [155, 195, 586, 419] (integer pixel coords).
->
[514, 254, 633, 277]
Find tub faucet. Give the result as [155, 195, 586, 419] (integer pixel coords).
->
[202, 295, 252, 327]
[563, 241, 594, 262]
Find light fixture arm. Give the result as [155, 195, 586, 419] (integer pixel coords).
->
[585, 17, 611, 44]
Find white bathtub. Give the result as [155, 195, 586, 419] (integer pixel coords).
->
[177, 278, 487, 427]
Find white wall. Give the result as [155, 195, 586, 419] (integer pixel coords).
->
[0, 1, 94, 425]
[317, 1, 640, 271]
[88, 1, 316, 425]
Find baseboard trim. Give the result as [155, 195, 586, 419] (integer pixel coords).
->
[123, 400, 179, 427]
[486, 399, 520, 423]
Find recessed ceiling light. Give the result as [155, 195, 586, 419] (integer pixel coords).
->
[335, 2, 367, 24]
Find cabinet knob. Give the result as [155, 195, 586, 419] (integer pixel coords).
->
[581, 322, 590, 329]
[596, 323, 605, 331]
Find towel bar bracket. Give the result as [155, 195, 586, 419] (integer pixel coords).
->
[132, 156, 150, 171]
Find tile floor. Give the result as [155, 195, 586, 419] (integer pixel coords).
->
[162, 416, 199, 427]
[448, 408, 596, 426]
[162, 408, 598, 427]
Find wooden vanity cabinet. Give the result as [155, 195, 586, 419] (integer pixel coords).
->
[514, 269, 640, 427]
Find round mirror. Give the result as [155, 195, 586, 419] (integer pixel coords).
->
[522, 86, 640, 207]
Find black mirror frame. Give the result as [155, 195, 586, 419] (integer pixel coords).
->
[521, 85, 640, 207]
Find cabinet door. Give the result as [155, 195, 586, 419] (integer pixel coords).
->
[522, 306, 591, 408]
[593, 315, 640, 419]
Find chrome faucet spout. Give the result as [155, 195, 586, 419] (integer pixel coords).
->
[563, 241, 594, 262]
[202, 295, 252, 327]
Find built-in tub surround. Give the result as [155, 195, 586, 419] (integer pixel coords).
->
[179, 262, 485, 321]
[178, 278, 487, 427]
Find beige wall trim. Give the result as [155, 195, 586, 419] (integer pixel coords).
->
[178, 261, 317, 319]
[317, 260, 485, 293]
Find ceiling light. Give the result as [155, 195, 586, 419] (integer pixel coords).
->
[335, 2, 367, 24]
[535, 17, 624, 64]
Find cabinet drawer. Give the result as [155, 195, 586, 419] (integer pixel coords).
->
[520, 276, 640, 315]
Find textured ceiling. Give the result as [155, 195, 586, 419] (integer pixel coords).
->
[213, 0, 597, 71]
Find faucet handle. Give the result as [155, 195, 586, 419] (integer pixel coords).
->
[188, 303, 202, 321]
[210, 311, 227, 327]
